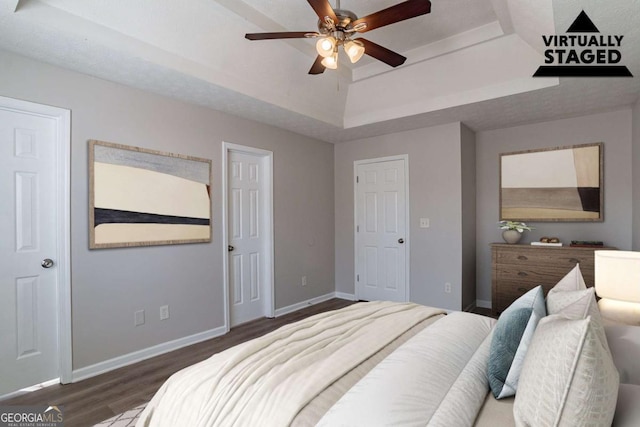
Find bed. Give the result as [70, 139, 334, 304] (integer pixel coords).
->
[137, 297, 639, 426]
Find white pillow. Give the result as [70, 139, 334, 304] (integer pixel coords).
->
[513, 315, 619, 426]
[547, 270, 610, 354]
[548, 263, 587, 293]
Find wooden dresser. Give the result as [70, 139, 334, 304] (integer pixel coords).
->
[491, 243, 616, 316]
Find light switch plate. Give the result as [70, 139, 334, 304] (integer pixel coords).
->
[160, 305, 169, 320]
[134, 310, 145, 326]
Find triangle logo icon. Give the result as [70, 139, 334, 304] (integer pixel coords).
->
[566, 10, 600, 33]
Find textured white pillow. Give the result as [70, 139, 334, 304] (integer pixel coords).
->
[547, 282, 610, 355]
[548, 263, 587, 293]
[513, 315, 619, 427]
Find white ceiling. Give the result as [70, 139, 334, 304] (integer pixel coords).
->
[0, 0, 638, 143]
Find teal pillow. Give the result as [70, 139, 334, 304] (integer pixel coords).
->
[488, 285, 546, 399]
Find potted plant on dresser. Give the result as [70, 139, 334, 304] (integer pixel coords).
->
[498, 220, 533, 244]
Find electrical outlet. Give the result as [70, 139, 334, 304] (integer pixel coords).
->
[420, 218, 430, 228]
[134, 310, 145, 326]
[160, 305, 170, 321]
[301, 276, 307, 286]
[444, 282, 452, 293]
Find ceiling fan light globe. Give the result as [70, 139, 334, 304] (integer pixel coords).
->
[344, 40, 365, 63]
[316, 37, 336, 58]
[321, 52, 338, 69]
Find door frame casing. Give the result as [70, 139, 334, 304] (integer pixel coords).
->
[0, 95, 72, 385]
[353, 155, 411, 302]
[221, 142, 275, 331]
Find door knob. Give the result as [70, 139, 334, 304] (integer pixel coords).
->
[228, 245, 235, 252]
[41, 258, 54, 268]
[398, 238, 404, 244]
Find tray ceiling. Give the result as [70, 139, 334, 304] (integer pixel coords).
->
[0, 0, 638, 143]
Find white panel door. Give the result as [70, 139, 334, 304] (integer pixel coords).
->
[356, 159, 407, 302]
[0, 109, 59, 395]
[228, 151, 267, 326]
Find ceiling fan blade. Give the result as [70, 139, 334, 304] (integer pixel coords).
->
[308, 55, 326, 74]
[307, 0, 338, 26]
[353, 0, 431, 33]
[245, 32, 316, 40]
[356, 38, 407, 67]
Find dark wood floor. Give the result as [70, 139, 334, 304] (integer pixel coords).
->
[1, 298, 356, 427]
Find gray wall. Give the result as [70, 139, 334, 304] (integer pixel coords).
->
[475, 109, 633, 305]
[460, 124, 477, 310]
[633, 99, 640, 251]
[334, 122, 466, 311]
[0, 50, 335, 369]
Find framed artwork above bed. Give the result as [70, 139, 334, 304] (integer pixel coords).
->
[499, 142, 603, 222]
[89, 140, 212, 249]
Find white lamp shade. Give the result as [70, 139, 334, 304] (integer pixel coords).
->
[321, 52, 338, 69]
[316, 37, 336, 58]
[595, 250, 640, 302]
[344, 40, 365, 63]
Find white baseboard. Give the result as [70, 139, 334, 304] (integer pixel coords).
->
[72, 325, 227, 383]
[335, 292, 357, 301]
[476, 299, 492, 309]
[274, 291, 358, 317]
[72, 292, 358, 383]
[0, 378, 60, 401]
[274, 292, 337, 317]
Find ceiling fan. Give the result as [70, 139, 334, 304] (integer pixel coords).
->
[245, 0, 432, 74]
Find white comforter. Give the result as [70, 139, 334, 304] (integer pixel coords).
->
[318, 312, 496, 426]
[137, 301, 445, 427]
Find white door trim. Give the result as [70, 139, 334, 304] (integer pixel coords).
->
[0, 96, 72, 384]
[221, 142, 275, 331]
[353, 155, 410, 302]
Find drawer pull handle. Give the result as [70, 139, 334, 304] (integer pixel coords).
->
[569, 258, 580, 264]
[518, 287, 528, 293]
[517, 255, 528, 260]
[517, 271, 528, 277]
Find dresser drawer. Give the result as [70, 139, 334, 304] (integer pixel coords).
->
[495, 249, 595, 269]
[493, 278, 570, 313]
[495, 265, 592, 286]
[494, 277, 558, 313]
[491, 244, 615, 316]
[494, 282, 540, 313]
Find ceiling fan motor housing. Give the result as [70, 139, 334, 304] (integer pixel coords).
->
[318, 9, 358, 35]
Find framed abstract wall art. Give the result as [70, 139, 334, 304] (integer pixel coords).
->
[500, 142, 603, 222]
[89, 140, 212, 248]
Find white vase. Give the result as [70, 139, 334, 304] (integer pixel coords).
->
[502, 229, 522, 244]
